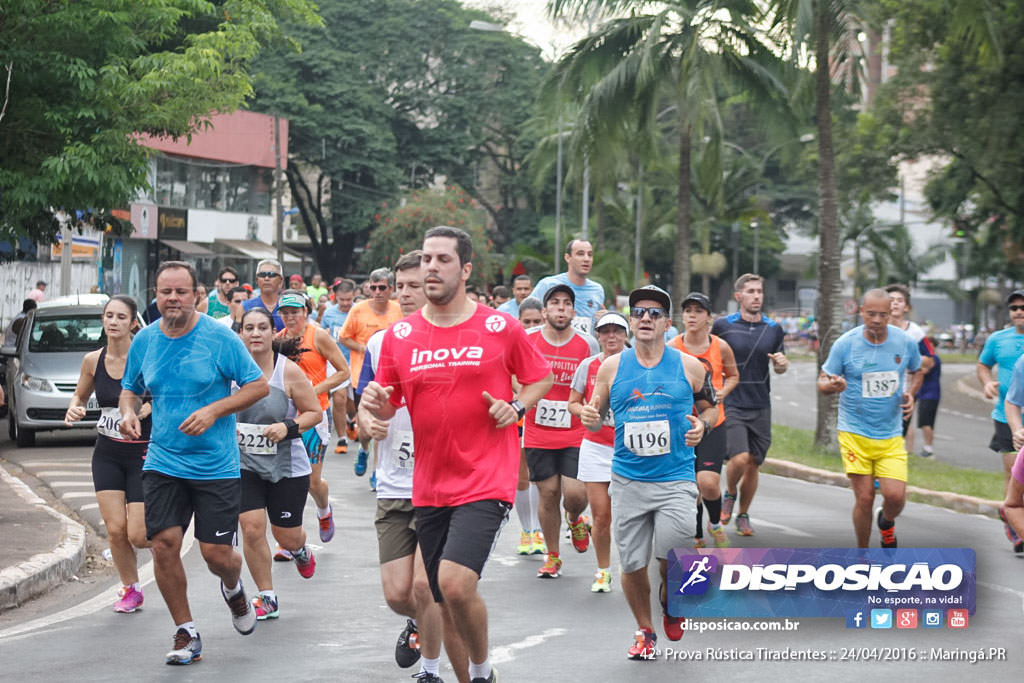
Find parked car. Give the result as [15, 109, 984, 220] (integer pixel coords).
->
[1, 293, 140, 447]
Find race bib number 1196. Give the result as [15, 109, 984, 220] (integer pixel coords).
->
[624, 420, 670, 456]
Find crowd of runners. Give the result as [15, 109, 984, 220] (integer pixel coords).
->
[49, 227, 1024, 681]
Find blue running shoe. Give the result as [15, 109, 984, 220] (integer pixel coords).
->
[355, 448, 369, 476]
[370, 471, 377, 492]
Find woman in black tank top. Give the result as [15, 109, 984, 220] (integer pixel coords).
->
[65, 295, 152, 613]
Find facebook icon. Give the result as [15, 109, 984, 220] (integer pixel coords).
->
[846, 611, 866, 629]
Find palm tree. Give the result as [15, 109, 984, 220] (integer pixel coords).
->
[547, 0, 789, 325]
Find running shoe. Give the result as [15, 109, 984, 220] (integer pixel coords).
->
[395, 618, 421, 668]
[591, 569, 612, 593]
[273, 544, 293, 562]
[319, 504, 335, 543]
[165, 628, 202, 665]
[692, 537, 706, 549]
[355, 447, 369, 476]
[253, 593, 279, 620]
[370, 471, 377, 492]
[707, 523, 729, 548]
[627, 628, 657, 660]
[113, 585, 143, 613]
[537, 552, 562, 578]
[735, 513, 754, 536]
[335, 438, 348, 454]
[470, 667, 498, 683]
[411, 673, 443, 682]
[567, 513, 591, 553]
[876, 507, 897, 548]
[663, 612, 685, 641]
[998, 506, 1024, 553]
[293, 546, 317, 579]
[529, 530, 547, 555]
[346, 420, 358, 442]
[221, 581, 256, 635]
[720, 492, 736, 524]
[516, 530, 532, 555]
[918, 447, 933, 458]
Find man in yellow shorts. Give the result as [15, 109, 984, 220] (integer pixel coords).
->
[817, 289, 922, 548]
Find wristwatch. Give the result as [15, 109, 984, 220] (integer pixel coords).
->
[510, 399, 527, 420]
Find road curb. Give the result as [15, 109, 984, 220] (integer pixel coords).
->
[0, 467, 86, 612]
[763, 458, 1003, 519]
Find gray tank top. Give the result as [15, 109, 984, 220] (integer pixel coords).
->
[237, 354, 312, 482]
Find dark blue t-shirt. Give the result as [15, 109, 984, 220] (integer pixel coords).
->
[711, 313, 785, 409]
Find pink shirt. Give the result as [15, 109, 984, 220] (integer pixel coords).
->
[375, 304, 550, 507]
[26, 288, 44, 302]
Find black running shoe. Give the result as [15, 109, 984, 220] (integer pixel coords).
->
[395, 618, 421, 668]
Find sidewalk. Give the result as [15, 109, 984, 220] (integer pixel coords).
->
[0, 464, 85, 612]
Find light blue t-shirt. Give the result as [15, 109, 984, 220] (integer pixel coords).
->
[123, 314, 263, 479]
[1003, 353, 1024, 411]
[320, 306, 351, 364]
[609, 347, 695, 482]
[529, 273, 606, 335]
[978, 327, 1024, 423]
[822, 325, 922, 440]
[496, 298, 519, 317]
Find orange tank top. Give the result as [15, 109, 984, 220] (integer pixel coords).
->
[669, 334, 726, 427]
[277, 323, 329, 409]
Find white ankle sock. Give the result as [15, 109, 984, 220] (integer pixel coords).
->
[515, 488, 532, 530]
[420, 656, 440, 675]
[468, 659, 490, 681]
[223, 581, 243, 599]
[528, 484, 540, 529]
[317, 504, 331, 518]
[176, 621, 198, 637]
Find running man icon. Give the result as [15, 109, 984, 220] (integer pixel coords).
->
[679, 556, 713, 594]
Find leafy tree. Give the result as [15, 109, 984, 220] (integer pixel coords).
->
[0, 0, 321, 244]
[251, 0, 545, 277]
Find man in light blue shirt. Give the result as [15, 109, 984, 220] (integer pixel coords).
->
[119, 261, 269, 664]
[529, 239, 606, 336]
[320, 278, 356, 454]
[496, 274, 533, 318]
[819, 289, 921, 549]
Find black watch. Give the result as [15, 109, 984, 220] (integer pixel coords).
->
[510, 399, 527, 420]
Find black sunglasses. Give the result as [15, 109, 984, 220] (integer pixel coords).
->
[220, 277, 238, 283]
[368, 284, 389, 292]
[257, 271, 281, 279]
[1010, 305, 1024, 312]
[630, 306, 666, 320]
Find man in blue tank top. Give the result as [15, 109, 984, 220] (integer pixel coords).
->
[581, 285, 718, 661]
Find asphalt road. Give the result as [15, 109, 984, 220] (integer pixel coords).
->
[1, 423, 1022, 682]
[771, 361, 1002, 473]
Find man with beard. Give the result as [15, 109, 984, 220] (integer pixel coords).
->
[119, 261, 269, 664]
[362, 226, 553, 683]
[526, 285, 599, 579]
[529, 239, 606, 336]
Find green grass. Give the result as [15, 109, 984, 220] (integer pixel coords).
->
[767, 424, 1005, 501]
[782, 349, 977, 364]
[935, 351, 978, 364]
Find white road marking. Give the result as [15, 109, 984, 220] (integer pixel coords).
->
[0, 528, 194, 641]
[978, 581, 1024, 617]
[58, 492, 97, 499]
[788, 401, 800, 408]
[490, 627, 568, 664]
[34, 471, 92, 478]
[745, 518, 814, 538]
[18, 461, 91, 468]
[48, 481, 94, 488]
[79, 503, 98, 511]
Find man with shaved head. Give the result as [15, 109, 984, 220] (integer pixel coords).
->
[817, 289, 922, 548]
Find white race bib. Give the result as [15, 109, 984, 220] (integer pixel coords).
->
[571, 317, 593, 337]
[96, 407, 124, 440]
[535, 399, 571, 429]
[392, 429, 415, 470]
[862, 371, 899, 398]
[624, 420, 670, 457]
[237, 422, 276, 455]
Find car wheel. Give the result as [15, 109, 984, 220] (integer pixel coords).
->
[11, 404, 35, 447]
[6, 407, 13, 441]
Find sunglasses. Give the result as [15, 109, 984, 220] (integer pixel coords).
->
[1010, 305, 1024, 312]
[257, 271, 282, 279]
[630, 306, 667, 320]
[368, 284, 389, 292]
[220, 277, 238, 283]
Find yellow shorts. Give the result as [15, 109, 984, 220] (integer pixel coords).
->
[837, 431, 907, 482]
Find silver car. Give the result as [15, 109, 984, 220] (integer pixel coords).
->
[2, 294, 124, 447]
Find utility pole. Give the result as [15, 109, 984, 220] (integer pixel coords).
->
[634, 165, 643, 287]
[274, 112, 284, 269]
[581, 154, 590, 240]
[555, 115, 563, 272]
[59, 213, 72, 296]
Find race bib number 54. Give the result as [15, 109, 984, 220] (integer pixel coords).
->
[624, 420, 670, 456]
[862, 371, 898, 398]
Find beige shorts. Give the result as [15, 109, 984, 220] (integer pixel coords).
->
[375, 498, 417, 564]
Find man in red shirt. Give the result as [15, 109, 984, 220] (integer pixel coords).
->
[525, 285, 599, 579]
[362, 226, 553, 683]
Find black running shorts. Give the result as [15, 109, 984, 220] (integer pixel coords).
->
[525, 446, 580, 481]
[724, 405, 772, 465]
[695, 424, 727, 474]
[990, 419, 1014, 453]
[142, 470, 240, 545]
[415, 499, 511, 603]
[239, 469, 309, 529]
[92, 437, 147, 502]
[916, 398, 939, 430]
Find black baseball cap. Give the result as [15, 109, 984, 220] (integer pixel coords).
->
[628, 285, 672, 315]
[681, 292, 712, 314]
[543, 283, 575, 306]
[1007, 289, 1024, 305]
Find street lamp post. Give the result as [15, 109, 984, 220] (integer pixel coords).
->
[751, 219, 760, 274]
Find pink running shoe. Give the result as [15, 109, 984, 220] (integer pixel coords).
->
[113, 585, 144, 613]
[293, 546, 317, 579]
